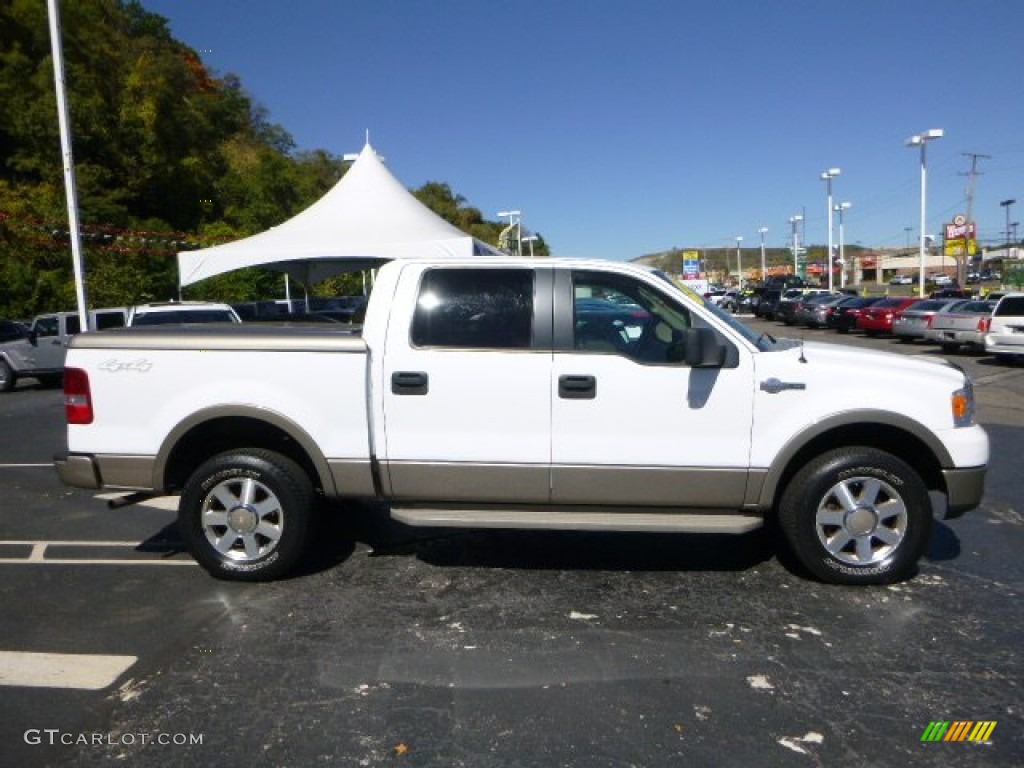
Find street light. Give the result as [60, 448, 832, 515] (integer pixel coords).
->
[834, 202, 852, 288]
[906, 129, 944, 297]
[735, 236, 743, 287]
[758, 227, 768, 281]
[789, 215, 803, 276]
[522, 234, 539, 258]
[821, 168, 841, 291]
[1000, 199, 1016, 254]
[497, 210, 522, 256]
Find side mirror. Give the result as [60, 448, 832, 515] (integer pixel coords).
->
[27, 329, 38, 346]
[683, 327, 726, 368]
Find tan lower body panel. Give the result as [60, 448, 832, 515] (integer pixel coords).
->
[382, 461, 755, 508]
[391, 505, 762, 533]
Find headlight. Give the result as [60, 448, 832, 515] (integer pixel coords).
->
[951, 378, 975, 427]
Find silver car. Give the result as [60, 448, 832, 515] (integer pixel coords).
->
[892, 299, 967, 343]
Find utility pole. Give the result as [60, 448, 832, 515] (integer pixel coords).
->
[960, 152, 990, 284]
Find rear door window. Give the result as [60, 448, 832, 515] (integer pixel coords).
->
[411, 268, 534, 349]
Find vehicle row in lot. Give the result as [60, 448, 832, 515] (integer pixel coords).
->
[758, 288, 1024, 363]
[0, 297, 367, 392]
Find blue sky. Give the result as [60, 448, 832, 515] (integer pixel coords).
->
[144, 0, 1024, 261]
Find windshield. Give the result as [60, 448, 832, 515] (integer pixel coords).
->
[651, 270, 771, 350]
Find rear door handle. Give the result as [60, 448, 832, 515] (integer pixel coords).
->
[391, 371, 429, 395]
[559, 374, 596, 399]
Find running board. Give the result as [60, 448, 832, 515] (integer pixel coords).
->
[389, 507, 763, 534]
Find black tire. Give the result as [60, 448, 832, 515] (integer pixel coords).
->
[940, 343, 958, 354]
[0, 359, 15, 392]
[179, 449, 315, 581]
[778, 447, 932, 585]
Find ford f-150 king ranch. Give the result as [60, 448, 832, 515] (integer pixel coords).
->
[54, 258, 989, 585]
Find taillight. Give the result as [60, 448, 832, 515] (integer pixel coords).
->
[926, 316, 935, 328]
[978, 317, 990, 333]
[63, 367, 93, 425]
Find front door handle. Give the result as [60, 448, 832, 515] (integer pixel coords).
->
[559, 374, 596, 400]
[391, 371, 429, 395]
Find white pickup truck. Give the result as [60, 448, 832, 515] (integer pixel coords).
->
[55, 258, 988, 585]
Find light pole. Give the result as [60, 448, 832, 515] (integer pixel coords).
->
[834, 202, 851, 288]
[497, 210, 522, 256]
[821, 168, 841, 291]
[522, 235, 538, 257]
[758, 226, 768, 281]
[1001, 199, 1016, 254]
[906, 129, 943, 297]
[734, 236, 743, 287]
[790, 215, 803, 276]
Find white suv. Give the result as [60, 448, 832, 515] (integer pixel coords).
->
[127, 302, 241, 326]
[984, 292, 1024, 363]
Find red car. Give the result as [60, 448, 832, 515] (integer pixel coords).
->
[856, 297, 921, 336]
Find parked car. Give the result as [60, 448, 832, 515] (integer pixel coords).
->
[929, 288, 970, 300]
[930, 273, 954, 286]
[892, 299, 968, 343]
[827, 296, 885, 334]
[856, 297, 921, 336]
[127, 301, 241, 326]
[923, 300, 993, 353]
[0, 307, 126, 392]
[0, 319, 28, 344]
[795, 293, 843, 328]
[889, 274, 914, 286]
[775, 289, 831, 326]
[755, 288, 783, 319]
[983, 292, 1024, 363]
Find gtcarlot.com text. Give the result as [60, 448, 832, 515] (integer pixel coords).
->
[24, 729, 203, 746]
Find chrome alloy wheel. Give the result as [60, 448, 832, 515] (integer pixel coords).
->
[201, 476, 284, 562]
[813, 475, 908, 566]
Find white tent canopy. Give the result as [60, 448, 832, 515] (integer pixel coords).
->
[177, 142, 501, 287]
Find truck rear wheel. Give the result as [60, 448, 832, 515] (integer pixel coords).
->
[778, 448, 932, 585]
[179, 449, 315, 581]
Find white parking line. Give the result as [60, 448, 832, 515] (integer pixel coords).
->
[0, 540, 197, 566]
[0, 651, 137, 689]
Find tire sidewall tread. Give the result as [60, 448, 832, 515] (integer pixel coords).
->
[179, 449, 314, 582]
[778, 447, 932, 586]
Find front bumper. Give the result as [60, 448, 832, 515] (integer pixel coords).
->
[941, 466, 987, 518]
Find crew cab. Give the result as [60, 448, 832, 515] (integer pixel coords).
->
[54, 258, 988, 585]
[0, 308, 125, 392]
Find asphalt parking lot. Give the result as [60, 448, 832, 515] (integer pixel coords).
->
[1, 321, 1021, 767]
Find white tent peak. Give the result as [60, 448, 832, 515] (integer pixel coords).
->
[177, 142, 501, 287]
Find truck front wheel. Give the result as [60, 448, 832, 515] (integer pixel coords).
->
[179, 449, 315, 581]
[778, 448, 932, 585]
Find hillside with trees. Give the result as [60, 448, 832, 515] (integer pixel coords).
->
[0, 0, 546, 319]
